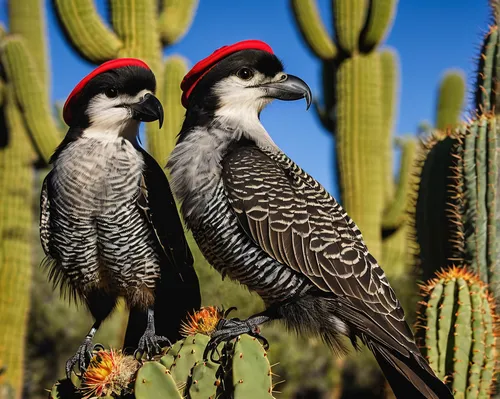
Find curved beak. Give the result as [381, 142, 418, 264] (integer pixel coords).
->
[260, 74, 312, 110]
[130, 93, 164, 128]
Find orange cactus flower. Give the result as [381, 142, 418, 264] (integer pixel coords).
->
[180, 306, 227, 337]
[80, 349, 139, 398]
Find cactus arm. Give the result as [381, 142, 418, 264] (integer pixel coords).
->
[467, 281, 485, 398]
[474, 26, 498, 114]
[434, 70, 466, 131]
[149, 55, 187, 164]
[9, 0, 49, 91]
[134, 362, 182, 399]
[52, 0, 122, 64]
[360, 0, 398, 51]
[332, 0, 367, 55]
[0, 88, 35, 399]
[1, 37, 61, 163]
[382, 137, 417, 229]
[289, 0, 336, 60]
[451, 278, 472, 397]
[158, 0, 199, 46]
[423, 279, 443, 375]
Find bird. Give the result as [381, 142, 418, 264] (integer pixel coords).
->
[40, 58, 201, 378]
[166, 40, 453, 399]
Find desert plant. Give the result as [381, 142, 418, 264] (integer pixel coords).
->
[416, 266, 498, 398]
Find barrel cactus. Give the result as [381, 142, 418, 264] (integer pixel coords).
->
[48, 307, 277, 399]
[416, 266, 498, 398]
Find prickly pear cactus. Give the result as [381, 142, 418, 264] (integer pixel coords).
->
[48, 307, 277, 399]
[416, 266, 498, 398]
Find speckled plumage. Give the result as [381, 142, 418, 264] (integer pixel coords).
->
[41, 136, 161, 307]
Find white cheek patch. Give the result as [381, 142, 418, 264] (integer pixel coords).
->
[85, 89, 153, 140]
[211, 75, 276, 149]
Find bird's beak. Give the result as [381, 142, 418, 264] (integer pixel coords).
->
[130, 93, 164, 128]
[259, 74, 312, 110]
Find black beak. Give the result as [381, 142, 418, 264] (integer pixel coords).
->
[260, 74, 312, 109]
[130, 93, 164, 128]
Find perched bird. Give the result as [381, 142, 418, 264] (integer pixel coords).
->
[167, 41, 453, 399]
[40, 58, 200, 377]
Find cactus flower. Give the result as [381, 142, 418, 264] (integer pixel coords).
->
[80, 349, 139, 398]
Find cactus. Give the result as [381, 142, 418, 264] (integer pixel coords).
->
[52, 0, 198, 164]
[415, 114, 500, 297]
[0, 1, 63, 396]
[416, 266, 498, 398]
[48, 307, 276, 399]
[435, 70, 466, 131]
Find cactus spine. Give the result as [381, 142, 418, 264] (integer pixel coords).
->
[53, 0, 198, 164]
[417, 267, 498, 398]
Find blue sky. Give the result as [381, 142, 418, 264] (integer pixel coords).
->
[0, 1, 491, 196]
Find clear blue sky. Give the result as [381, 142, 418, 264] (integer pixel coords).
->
[0, 1, 491, 196]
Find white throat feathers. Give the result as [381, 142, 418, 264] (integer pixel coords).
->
[83, 89, 152, 142]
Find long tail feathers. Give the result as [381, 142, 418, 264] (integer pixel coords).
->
[370, 341, 454, 399]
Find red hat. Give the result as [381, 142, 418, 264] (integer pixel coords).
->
[180, 40, 274, 108]
[63, 58, 151, 126]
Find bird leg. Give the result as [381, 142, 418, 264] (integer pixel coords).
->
[135, 307, 170, 359]
[203, 311, 273, 362]
[65, 320, 102, 378]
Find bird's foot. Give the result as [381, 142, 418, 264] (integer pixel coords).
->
[65, 338, 102, 379]
[134, 328, 170, 360]
[203, 317, 269, 362]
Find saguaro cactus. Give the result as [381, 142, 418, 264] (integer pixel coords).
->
[52, 0, 198, 164]
[416, 266, 498, 398]
[0, 1, 62, 397]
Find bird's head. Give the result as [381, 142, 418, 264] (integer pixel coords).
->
[63, 58, 164, 139]
[180, 40, 311, 132]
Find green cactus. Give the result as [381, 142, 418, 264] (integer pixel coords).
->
[48, 334, 276, 399]
[474, 25, 499, 114]
[416, 266, 498, 398]
[52, 0, 198, 165]
[0, 1, 64, 396]
[415, 116, 500, 297]
[434, 70, 466, 131]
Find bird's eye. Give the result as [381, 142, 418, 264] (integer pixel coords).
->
[236, 68, 254, 80]
[105, 88, 118, 98]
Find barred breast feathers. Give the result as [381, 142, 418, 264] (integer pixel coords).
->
[52, 136, 144, 215]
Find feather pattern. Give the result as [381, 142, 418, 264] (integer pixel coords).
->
[220, 145, 418, 352]
[40, 136, 162, 307]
